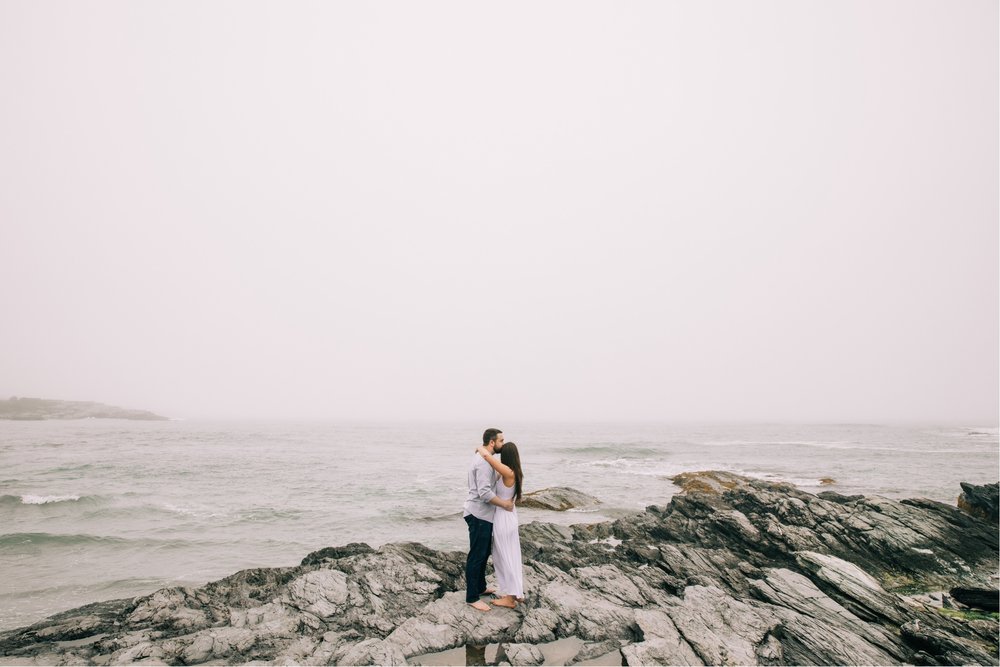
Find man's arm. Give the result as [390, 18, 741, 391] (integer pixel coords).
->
[475, 460, 514, 511]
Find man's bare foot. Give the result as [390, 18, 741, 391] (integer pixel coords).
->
[490, 596, 516, 609]
[468, 600, 491, 612]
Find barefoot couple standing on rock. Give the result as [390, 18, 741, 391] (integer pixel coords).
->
[463, 428, 525, 611]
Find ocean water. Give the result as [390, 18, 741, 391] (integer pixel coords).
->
[1, 420, 997, 632]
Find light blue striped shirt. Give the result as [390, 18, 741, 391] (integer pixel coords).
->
[463, 452, 498, 522]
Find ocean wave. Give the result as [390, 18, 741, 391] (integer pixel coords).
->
[581, 458, 634, 467]
[0, 531, 222, 551]
[46, 464, 99, 473]
[7, 577, 169, 598]
[699, 440, 856, 448]
[155, 503, 305, 523]
[0, 532, 133, 548]
[159, 503, 224, 519]
[578, 458, 685, 477]
[22, 494, 81, 505]
[554, 444, 661, 457]
[0, 494, 103, 506]
[412, 511, 462, 523]
[794, 442, 991, 454]
[233, 507, 304, 522]
[698, 440, 993, 454]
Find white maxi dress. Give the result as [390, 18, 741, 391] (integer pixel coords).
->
[491, 479, 523, 598]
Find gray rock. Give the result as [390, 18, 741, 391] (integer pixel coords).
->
[514, 608, 559, 643]
[629, 609, 703, 665]
[286, 569, 350, 618]
[336, 638, 406, 666]
[571, 638, 626, 663]
[901, 620, 999, 666]
[496, 642, 545, 665]
[519, 486, 601, 511]
[950, 586, 999, 612]
[958, 482, 999, 522]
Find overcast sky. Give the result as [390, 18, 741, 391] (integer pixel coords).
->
[0, 1, 996, 423]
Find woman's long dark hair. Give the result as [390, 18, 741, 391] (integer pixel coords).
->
[500, 442, 524, 502]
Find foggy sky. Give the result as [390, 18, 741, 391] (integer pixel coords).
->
[1, 1, 997, 423]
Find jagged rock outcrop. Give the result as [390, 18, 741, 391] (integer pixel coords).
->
[2, 472, 997, 666]
[950, 587, 999, 613]
[958, 482, 999, 522]
[519, 486, 601, 511]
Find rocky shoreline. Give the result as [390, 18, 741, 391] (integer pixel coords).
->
[1, 472, 997, 666]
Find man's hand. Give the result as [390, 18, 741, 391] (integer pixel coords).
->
[500, 499, 514, 512]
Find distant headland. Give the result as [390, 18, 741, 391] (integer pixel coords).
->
[0, 397, 168, 421]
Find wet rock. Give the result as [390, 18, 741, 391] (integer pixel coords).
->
[816, 490, 864, 503]
[628, 608, 703, 665]
[496, 642, 544, 665]
[286, 569, 350, 618]
[958, 482, 999, 522]
[300, 542, 375, 566]
[901, 619, 999, 666]
[514, 607, 559, 643]
[906, 591, 946, 609]
[571, 638, 626, 663]
[0, 598, 131, 647]
[519, 486, 600, 511]
[950, 587, 999, 612]
[671, 470, 746, 495]
[337, 638, 406, 666]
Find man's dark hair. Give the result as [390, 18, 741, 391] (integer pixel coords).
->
[483, 428, 502, 446]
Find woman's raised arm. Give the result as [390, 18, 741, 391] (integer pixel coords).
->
[476, 446, 515, 484]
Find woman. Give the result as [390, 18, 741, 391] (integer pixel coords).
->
[476, 441, 524, 608]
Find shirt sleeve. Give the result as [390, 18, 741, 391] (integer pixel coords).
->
[474, 460, 497, 503]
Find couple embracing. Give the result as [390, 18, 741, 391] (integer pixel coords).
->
[462, 428, 524, 611]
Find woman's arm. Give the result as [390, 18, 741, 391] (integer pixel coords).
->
[476, 446, 515, 485]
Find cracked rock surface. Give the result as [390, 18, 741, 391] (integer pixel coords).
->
[1, 472, 997, 665]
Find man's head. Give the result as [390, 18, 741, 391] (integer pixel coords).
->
[482, 428, 504, 453]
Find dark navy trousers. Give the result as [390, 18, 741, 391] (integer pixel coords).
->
[464, 514, 493, 603]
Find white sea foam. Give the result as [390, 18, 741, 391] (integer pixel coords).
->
[703, 439, 992, 454]
[20, 494, 81, 505]
[160, 503, 223, 519]
[700, 440, 853, 448]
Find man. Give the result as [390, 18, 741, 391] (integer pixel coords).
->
[463, 427, 514, 611]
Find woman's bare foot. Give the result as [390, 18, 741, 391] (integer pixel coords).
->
[481, 588, 496, 596]
[490, 596, 517, 608]
[468, 600, 491, 612]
